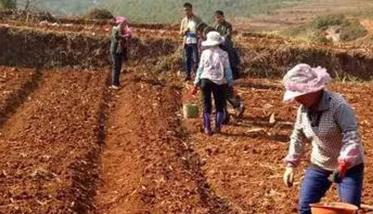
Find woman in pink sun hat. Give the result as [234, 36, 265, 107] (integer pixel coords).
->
[109, 16, 132, 90]
[282, 63, 365, 214]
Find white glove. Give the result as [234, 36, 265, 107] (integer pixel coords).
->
[283, 166, 294, 187]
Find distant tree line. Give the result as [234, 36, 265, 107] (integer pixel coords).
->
[0, 0, 17, 9]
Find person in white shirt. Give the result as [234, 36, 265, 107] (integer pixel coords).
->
[192, 31, 233, 135]
[180, 2, 202, 81]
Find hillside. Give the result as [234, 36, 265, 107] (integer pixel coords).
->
[15, 0, 306, 23]
[9, 0, 373, 44]
[100, 0, 307, 24]
[245, 0, 373, 32]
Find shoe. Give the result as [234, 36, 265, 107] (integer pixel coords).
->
[214, 112, 224, 133]
[109, 85, 120, 90]
[236, 103, 245, 118]
[203, 113, 212, 136]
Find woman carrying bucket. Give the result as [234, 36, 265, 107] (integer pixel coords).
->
[282, 64, 365, 214]
[192, 31, 233, 135]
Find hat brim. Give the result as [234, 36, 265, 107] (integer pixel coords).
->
[116, 20, 127, 24]
[283, 87, 326, 102]
[201, 39, 224, 47]
[283, 90, 306, 102]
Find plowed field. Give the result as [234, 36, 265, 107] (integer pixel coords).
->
[0, 16, 373, 214]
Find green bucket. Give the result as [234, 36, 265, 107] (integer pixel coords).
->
[183, 103, 199, 119]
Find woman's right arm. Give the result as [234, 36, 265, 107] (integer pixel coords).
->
[285, 107, 306, 167]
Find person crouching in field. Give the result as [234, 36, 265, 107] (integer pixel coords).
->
[282, 64, 365, 214]
[109, 16, 132, 90]
[192, 31, 233, 135]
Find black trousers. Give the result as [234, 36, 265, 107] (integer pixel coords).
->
[201, 79, 226, 114]
[111, 53, 123, 86]
[226, 86, 241, 109]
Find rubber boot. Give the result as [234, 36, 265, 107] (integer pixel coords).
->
[215, 111, 224, 133]
[203, 113, 212, 136]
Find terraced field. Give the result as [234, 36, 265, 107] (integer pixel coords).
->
[0, 12, 373, 214]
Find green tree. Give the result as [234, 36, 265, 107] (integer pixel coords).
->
[0, 0, 17, 9]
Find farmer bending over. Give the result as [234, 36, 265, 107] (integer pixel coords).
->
[109, 16, 132, 89]
[282, 64, 365, 214]
[180, 2, 202, 81]
[192, 31, 233, 135]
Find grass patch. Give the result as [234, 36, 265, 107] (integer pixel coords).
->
[0, 0, 16, 9]
[312, 14, 345, 30]
[282, 14, 367, 43]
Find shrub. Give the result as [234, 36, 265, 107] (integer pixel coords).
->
[312, 14, 345, 30]
[340, 19, 367, 41]
[283, 14, 367, 43]
[0, 0, 16, 9]
[85, 8, 114, 19]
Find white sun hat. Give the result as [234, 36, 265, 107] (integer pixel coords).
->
[283, 64, 332, 102]
[202, 31, 225, 47]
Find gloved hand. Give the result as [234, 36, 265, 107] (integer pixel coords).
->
[283, 166, 294, 188]
[191, 86, 198, 95]
[328, 160, 348, 183]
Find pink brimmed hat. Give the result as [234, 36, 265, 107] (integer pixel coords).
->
[115, 16, 127, 24]
[283, 64, 332, 102]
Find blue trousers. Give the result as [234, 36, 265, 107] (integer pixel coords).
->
[299, 164, 364, 214]
[184, 44, 199, 76]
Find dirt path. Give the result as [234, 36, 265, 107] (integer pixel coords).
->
[95, 72, 234, 214]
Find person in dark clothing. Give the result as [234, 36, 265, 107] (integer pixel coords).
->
[109, 16, 132, 89]
[214, 11, 233, 48]
[214, 10, 245, 118]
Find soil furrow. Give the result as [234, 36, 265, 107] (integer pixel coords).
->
[0, 69, 108, 214]
[0, 66, 42, 127]
[95, 72, 233, 214]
